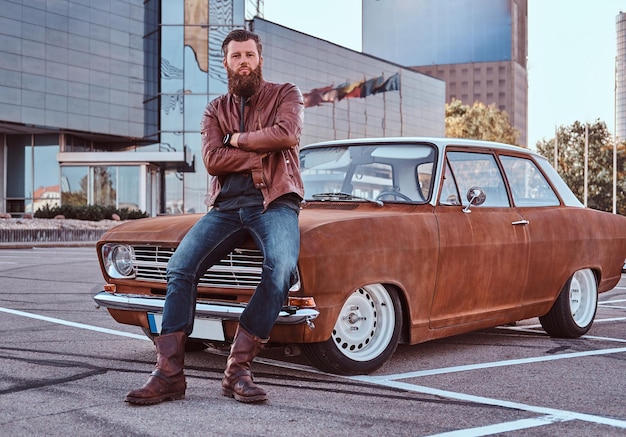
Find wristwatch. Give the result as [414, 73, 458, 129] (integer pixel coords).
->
[223, 133, 231, 146]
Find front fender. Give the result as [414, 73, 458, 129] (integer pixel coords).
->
[297, 206, 439, 341]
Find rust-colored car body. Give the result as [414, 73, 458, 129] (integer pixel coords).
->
[94, 138, 626, 375]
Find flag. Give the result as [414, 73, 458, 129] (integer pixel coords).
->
[303, 72, 400, 109]
[337, 80, 364, 100]
[303, 85, 335, 108]
[372, 73, 400, 94]
[361, 75, 384, 97]
[320, 87, 338, 103]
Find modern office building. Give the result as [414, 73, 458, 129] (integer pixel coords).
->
[362, 0, 528, 146]
[0, 0, 444, 217]
[617, 11, 626, 142]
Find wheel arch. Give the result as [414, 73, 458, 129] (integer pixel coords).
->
[539, 267, 599, 338]
[559, 265, 600, 293]
[301, 281, 407, 374]
[590, 267, 601, 287]
[381, 282, 411, 344]
[546, 265, 601, 312]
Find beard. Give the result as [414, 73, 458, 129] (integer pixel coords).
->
[227, 64, 263, 98]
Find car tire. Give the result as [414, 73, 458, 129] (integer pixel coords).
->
[141, 328, 209, 352]
[302, 283, 402, 375]
[539, 268, 598, 338]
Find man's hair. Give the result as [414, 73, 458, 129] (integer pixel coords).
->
[222, 29, 262, 57]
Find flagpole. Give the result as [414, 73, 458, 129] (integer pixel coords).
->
[333, 102, 337, 140]
[382, 72, 387, 136]
[363, 75, 367, 137]
[399, 71, 403, 136]
[554, 125, 558, 170]
[364, 102, 368, 137]
[347, 98, 351, 138]
[614, 55, 618, 214]
[583, 123, 589, 207]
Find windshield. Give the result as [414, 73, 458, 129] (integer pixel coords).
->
[300, 143, 437, 203]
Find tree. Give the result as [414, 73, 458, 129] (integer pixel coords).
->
[445, 99, 520, 145]
[535, 120, 626, 214]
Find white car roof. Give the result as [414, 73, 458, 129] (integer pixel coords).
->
[303, 137, 538, 157]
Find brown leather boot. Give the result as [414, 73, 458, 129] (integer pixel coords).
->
[222, 326, 268, 403]
[125, 331, 187, 405]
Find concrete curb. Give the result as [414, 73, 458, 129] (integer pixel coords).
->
[0, 229, 105, 249]
[0, 241, 97, 249]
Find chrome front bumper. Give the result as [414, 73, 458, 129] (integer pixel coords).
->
[93, 291, 319, 327]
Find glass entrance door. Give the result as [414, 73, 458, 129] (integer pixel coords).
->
[61, 164, 148, 214]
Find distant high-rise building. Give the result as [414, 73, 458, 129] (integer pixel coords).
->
[616, 11, 626, 142]
[362, 0, 528, 145]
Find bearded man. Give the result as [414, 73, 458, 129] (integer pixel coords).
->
[125, 29, 304, 405]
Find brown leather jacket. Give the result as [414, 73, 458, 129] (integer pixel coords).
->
[200, 80, 305, 209]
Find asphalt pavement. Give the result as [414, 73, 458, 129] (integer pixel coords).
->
[0, 246, 624, 436]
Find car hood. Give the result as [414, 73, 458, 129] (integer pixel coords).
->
[98, 214, 203, 246]
[98, 203, 427, 246]
[299, 203, 420, 233]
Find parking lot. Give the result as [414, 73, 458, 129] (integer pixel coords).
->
[0, 246, 625, 436]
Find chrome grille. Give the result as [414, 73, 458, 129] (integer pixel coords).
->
[132, 245, 264, 289]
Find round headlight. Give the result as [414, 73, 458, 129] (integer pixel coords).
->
[102, 243, 135, 278]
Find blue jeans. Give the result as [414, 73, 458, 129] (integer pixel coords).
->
[161, 204, 300, 339]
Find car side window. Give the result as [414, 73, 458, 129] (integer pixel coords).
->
[439, 161, 461, 205]
[417, 161, 434, 200]
[500, 156, 560, 206]
[446, 151, 510, 207]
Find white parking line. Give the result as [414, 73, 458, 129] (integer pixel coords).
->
[359, 347, 626, 380]
[581, 334, 626, 343]
[236, 352, 626, 433]
[354, 378, 626, 433]
[0, 306, 148, 340]
[601, 299, 626, 304]
[3, 305, 625, 433]
[499, 316, 626, 333]
[599, 298, 626, 310]
[349, 327, 626, 434]
[427, 415, 573, 437]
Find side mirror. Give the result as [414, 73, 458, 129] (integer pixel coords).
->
[463, 187, 486, 213]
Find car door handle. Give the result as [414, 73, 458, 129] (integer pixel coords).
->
[511, 219, 529, 226]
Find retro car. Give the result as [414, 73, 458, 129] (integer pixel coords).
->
[93, 137, 626, 375]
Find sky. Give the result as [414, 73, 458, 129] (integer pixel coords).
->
[262, 0, 625, 148]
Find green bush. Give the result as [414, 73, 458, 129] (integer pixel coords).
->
[34, 204, 148, 221]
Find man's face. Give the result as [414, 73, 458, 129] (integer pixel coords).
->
[223, 39, 263, 97]
[223, 39, 262, 74]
